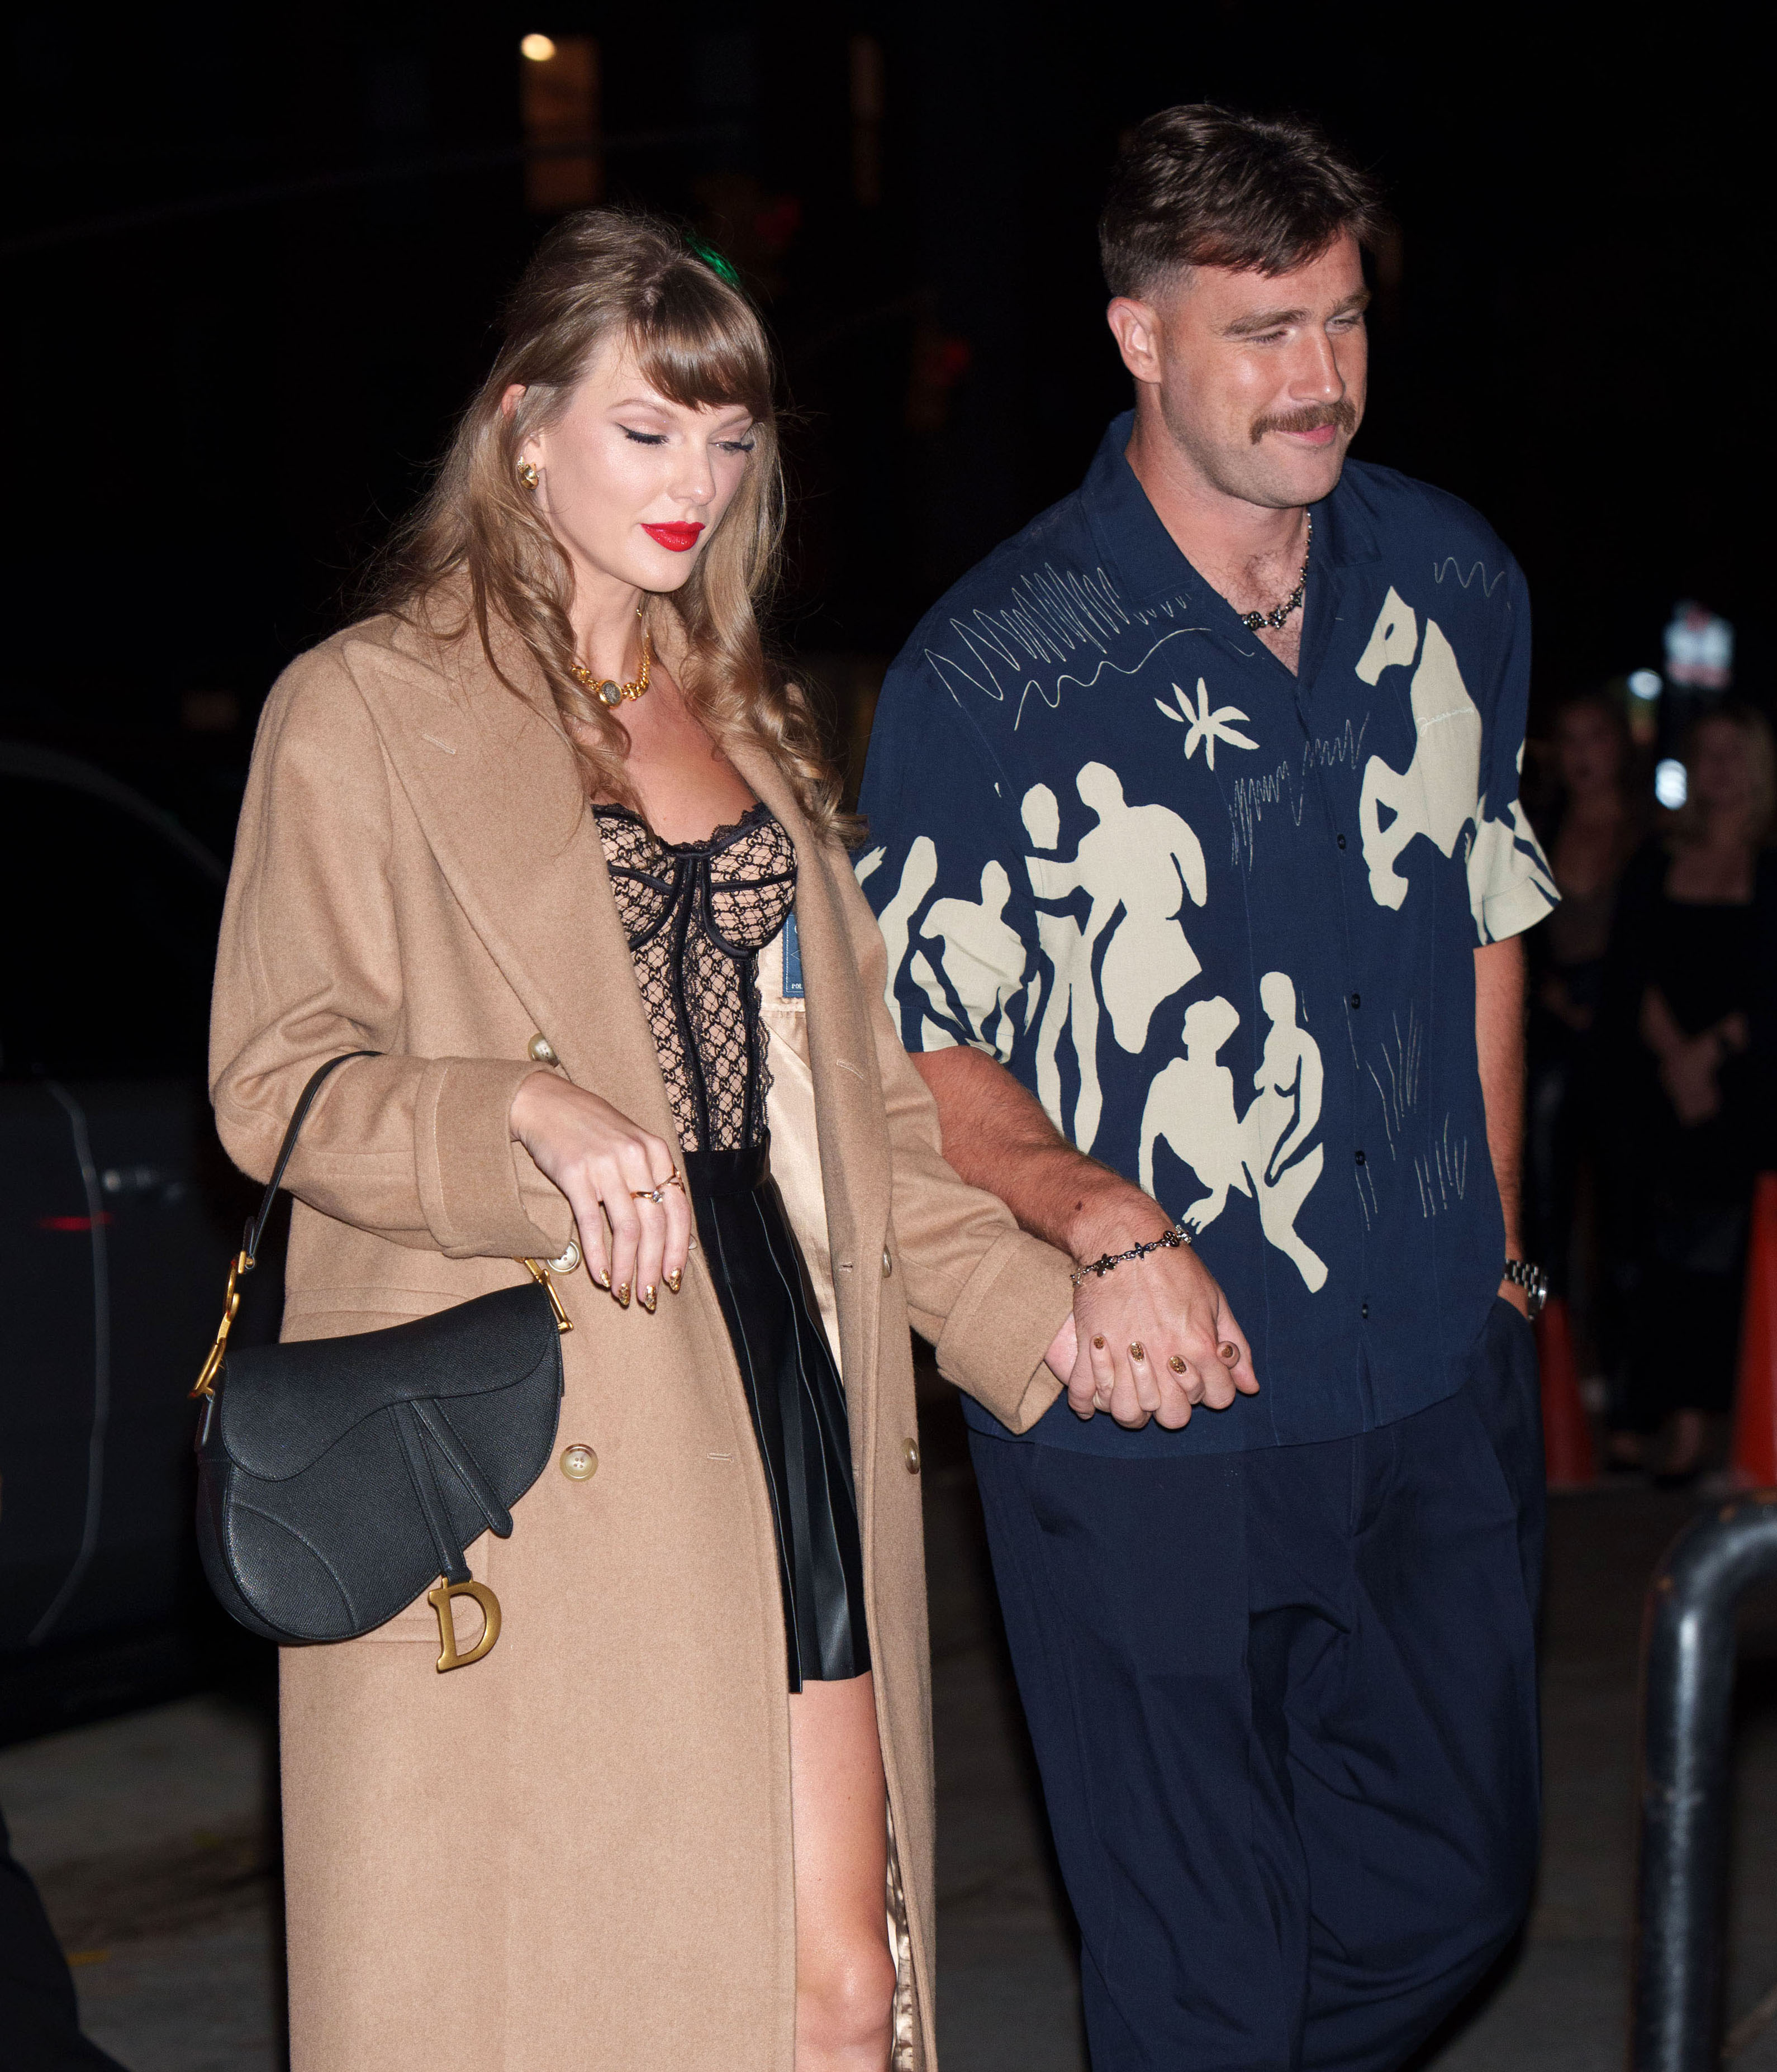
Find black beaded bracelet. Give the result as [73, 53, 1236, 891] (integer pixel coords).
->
[1069, 1221, 1191, 1287]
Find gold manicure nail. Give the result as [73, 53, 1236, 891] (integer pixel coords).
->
[640, 1284, 657, 1314]
[614, 1282, 631, 1309]
[593, 1268, 611, 1291]
[664, 1270, 683, 1295]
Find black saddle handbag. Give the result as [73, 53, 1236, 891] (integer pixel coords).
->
[191, 1051, 570, 1670]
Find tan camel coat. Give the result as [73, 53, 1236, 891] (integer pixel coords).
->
[208, 607, 1071, 2072]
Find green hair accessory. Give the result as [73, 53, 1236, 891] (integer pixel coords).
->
[686, 237, 741, 289]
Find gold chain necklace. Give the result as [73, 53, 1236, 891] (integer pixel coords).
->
[570, 608, 652, 707]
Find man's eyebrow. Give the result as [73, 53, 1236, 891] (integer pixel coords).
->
[1222, 305, 1309, 337]
[1222, 286, 1372, 338]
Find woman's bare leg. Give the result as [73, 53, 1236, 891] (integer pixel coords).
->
[788, 1672, 896, 2071]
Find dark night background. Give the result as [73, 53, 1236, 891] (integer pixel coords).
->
[2, 13, 1774, 2060]
[4, 3, 1762, 857]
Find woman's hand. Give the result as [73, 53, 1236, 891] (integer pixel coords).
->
[510, 1072, 691, 1311]
[1660, 1035, 1723, 1127]
[1044, 1313, 1077, 1386]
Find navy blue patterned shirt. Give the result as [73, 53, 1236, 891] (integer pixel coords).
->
[858, 413, 1556, 1454]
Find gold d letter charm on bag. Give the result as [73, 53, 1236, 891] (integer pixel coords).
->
[428, 1579, 501, 1673]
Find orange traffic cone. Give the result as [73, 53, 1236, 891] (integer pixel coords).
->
[1728, 1175, 1777, 1488]
[1536, 1294, 1596, 1489]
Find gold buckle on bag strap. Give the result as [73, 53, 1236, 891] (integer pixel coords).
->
[192, 1248, 252, 1401]
[522, 1257, 573, 1333]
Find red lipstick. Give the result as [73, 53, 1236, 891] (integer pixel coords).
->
[642, 521, 704, 553]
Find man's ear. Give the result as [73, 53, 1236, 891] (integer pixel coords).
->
[1106, 297, 1164, 386]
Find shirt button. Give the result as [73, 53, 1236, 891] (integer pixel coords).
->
[559, 1443, 597, 1481]
[1355, 1148, 1367, 1166]
[905, 1438, 921, 1475]
[1337, 834, 1347, 850]
[1361, 1303, 1370, 1320]
[527, 1033, 558, 1064]
[881, 1246, 893, 1279]
[1350, 992, 1361, 1010]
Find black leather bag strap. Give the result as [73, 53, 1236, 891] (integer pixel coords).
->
[194, 1048, 381, 1402]
[243, 1050, 382, 1262]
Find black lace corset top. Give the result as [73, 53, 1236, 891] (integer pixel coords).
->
[593, 801, 797, 1151]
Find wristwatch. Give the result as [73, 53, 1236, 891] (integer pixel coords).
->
[1502, 1259, 1548, 1319]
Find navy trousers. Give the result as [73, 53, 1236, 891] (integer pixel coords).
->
[969, 1300, 1545, 2072]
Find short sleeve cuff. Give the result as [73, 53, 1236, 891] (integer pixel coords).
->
[1481, 875, 1559, 943]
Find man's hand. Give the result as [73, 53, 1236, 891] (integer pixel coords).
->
[909, 1044, 1260, 1432]
[1068, 1236, 1258, 1429]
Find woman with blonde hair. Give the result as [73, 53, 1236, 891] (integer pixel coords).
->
[210, 208, 1076, 2071]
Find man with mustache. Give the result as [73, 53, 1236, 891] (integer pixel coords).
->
[858, 104, 1555, 2069]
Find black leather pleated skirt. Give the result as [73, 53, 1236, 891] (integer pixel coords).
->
[685, 1144, 870, 1690]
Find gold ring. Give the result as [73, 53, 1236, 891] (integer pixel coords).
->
[1128, 1341, 1146, 1363]
[630, 1169, 685, 1205]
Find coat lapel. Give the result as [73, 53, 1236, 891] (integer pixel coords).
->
[341, 624, 680, 1146]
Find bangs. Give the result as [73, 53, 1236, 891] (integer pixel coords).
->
[630, 264, 773, 421]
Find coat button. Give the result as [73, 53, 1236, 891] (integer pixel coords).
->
[528, 1033, 558, 1064]
[905, 1438, 921, 1475]
[559, 1443, 597, 1481]
[881, 1246, 893, 1278]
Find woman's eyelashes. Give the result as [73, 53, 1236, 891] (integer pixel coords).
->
[618, 425, 753, 453]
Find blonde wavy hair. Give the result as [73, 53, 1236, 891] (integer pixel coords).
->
[375, 207, 849, 839]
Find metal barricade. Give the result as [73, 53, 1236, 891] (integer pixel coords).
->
[1633, 1494, 1777, 2071]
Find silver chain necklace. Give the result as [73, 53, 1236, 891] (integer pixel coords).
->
[1238, 513, 1312, 633]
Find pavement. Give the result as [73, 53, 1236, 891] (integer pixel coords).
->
[5, 1378, 1777, 2071]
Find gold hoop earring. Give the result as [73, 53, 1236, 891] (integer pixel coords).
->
[517, 460, 539, 490]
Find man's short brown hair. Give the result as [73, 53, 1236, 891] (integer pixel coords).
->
[1099, 104, 1389, 298]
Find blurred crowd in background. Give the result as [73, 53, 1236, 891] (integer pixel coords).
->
[1523, 606, 1775, 1485]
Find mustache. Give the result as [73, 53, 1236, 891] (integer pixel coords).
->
[1250, 398, 1358, 446]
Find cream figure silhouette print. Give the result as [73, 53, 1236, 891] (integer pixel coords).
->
[857, 841, 1034, 1062]
[1024, 764, 1209, 1150]
[1355, 589, 1555, 939]
[1138, 972, 1328, 1292]
[919, 862, 1029, 1060]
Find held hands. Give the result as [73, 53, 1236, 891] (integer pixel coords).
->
[509, 1072, 690, 1313]
[1062, 1219, 1258, 1431]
